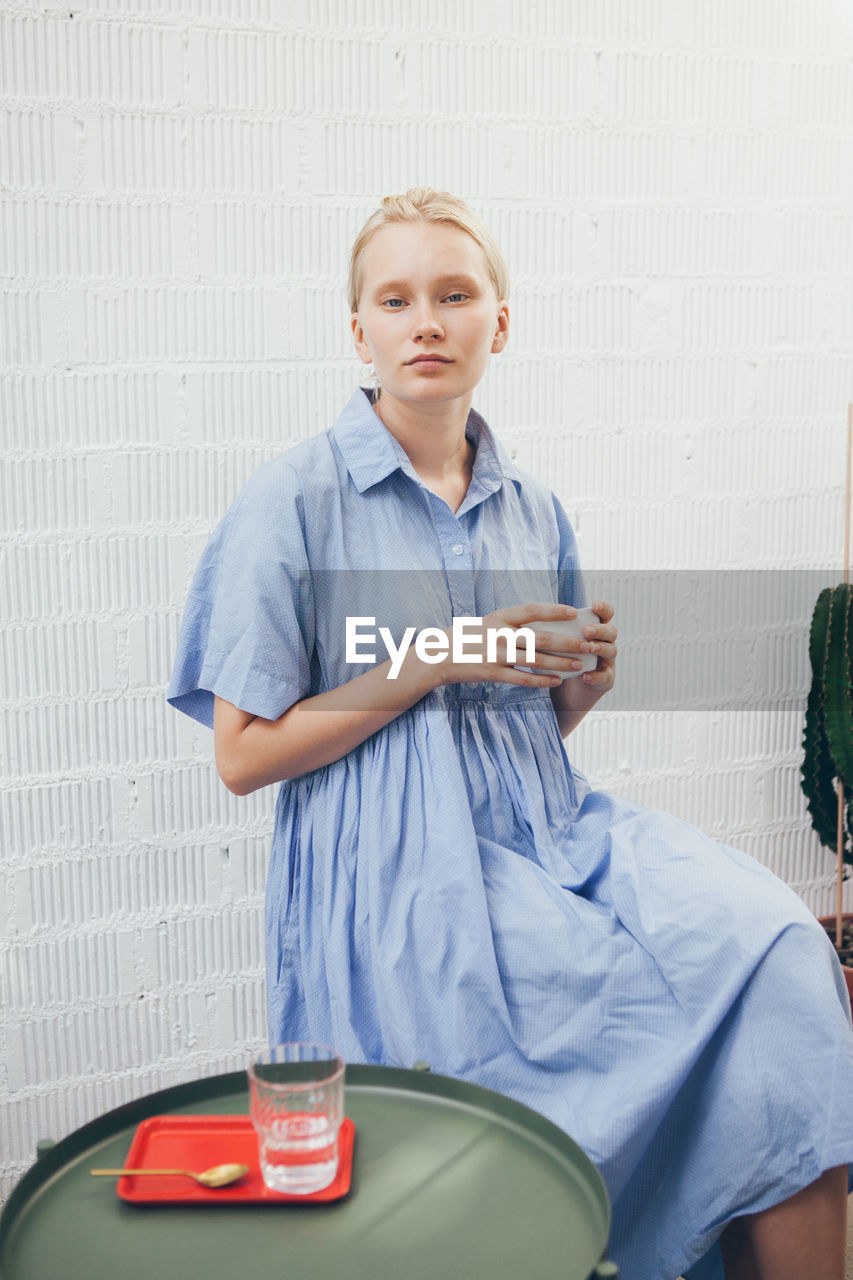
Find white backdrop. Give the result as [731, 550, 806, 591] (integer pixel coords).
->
[2, 0, 853, 1200]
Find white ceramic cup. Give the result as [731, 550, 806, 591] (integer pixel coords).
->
[520, 607, 600, 680]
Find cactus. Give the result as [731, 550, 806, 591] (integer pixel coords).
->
[801, 584, 853, 863]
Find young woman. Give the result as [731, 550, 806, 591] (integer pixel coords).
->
[168, 187, 853, 1279]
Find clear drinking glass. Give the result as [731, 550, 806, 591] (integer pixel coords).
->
[248, 1043, 345, 1194]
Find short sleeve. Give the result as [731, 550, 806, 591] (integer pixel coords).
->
[551, 493, 588, 611]
[167, 459, 314, 730]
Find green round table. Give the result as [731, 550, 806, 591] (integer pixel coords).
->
[0, 1064, 614, 1280]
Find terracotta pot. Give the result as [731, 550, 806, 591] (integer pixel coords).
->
[818, 914, 853, 1016]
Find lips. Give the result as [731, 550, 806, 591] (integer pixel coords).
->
[408, 355, 451, 364]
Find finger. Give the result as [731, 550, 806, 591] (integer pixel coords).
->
[579, 641, 617, 662]
[583, 619, 616, 636]
[590, 599, 615, 623]
[582, 667, 616, 688]
[522, 653, 588, 674]
[496, 665, 563, 687]
[500, 603, 578, 625]
[582, 624, 617, 644]
[486, 632, 572, 666]
[528, 630, 588, 655]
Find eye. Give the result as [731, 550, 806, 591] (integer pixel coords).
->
[381, 298, 406, 309]
[445, 292, 468, 302]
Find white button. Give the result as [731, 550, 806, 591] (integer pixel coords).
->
[451, 543, 464, 555]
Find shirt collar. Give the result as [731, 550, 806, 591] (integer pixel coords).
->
[331, 385, 525, 496]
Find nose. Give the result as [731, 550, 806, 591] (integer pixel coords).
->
[412, 299, 444, 340]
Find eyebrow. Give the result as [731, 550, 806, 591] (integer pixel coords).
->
[369, 273, 482, 296]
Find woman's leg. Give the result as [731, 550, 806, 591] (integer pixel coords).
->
[719, 1164, 847, 1280]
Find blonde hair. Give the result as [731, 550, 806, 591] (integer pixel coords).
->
[347, 187, 509, 314]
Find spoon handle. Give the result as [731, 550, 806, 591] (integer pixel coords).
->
[90, 1168, 192, 1177]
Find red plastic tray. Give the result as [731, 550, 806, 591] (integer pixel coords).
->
[114, 1114, 354, 1204]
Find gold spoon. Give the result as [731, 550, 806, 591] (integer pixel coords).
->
[90, 1162, 249, 1188]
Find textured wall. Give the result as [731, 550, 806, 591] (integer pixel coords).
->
[3, 0, 853, 1201]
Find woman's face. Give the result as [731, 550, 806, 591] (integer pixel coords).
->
[351, 221, 509, 412]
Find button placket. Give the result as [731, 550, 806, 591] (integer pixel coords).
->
[428, 496, 477, 619]
[447, 554, 476, 621]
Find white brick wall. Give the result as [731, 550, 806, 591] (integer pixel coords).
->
[2, 0, 853, 1202]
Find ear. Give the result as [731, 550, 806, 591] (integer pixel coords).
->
[490, 302, 509, 355]
[351, 313, 372, 366]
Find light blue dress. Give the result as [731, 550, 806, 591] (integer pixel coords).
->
[168, 386, 853, 1280]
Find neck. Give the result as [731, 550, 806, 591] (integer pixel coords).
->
[371, 389, 476, 482]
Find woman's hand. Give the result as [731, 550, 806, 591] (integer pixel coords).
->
[212, 602, 617, 793]
[548, 599, 618, 737]
[424, 602, 595, 689]
[577, 599, 617, 692]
